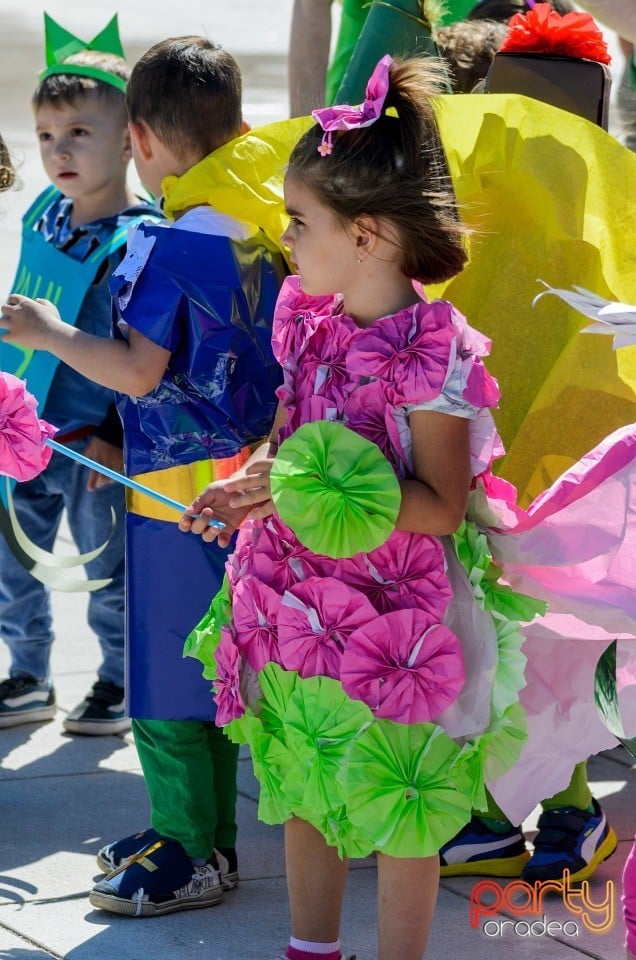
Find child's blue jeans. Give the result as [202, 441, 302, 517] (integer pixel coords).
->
[0, 441, 125, 687]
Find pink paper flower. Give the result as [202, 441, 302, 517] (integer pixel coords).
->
[341, 610, 465, 724]
[212, 626, 245, 725]
[344, 381, 407, 476]
[232, 575, 282, 673]
[277, 576, 376, 680]
[336, 532, 452, 619]
[248, 515, 339, 592]
[271, 276, 336, 366]
[346, 301, 456, 406]
[0, 372, 57, 482]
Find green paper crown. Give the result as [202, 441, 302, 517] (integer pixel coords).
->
[39, 13, 127, 94]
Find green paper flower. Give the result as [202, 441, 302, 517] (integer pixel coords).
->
[270, 420, 401, 559]
[452, 703, 527, 811]
[182, 574, 231, 679]
[320, 804, 375, 860]
[282, 674, 373, 821]
[256, 662, 299, 741]
[343, 719, 472, 857]
[239, 715, 296, 824]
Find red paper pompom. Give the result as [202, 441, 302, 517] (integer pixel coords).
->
[500, 3, 611, 65]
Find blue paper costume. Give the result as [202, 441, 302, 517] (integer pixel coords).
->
[110, 209, 283, 720]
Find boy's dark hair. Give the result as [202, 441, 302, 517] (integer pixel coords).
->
[127, 37, 242, 160]
[0, 133, 15, 191]
[287, 58, 467, 285]
[467, 0, 573, 21]
[437, 20, 507, 93]
[32, 51, 129, 122]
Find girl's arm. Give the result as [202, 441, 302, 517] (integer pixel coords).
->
[397, 409, 471, 536]
[178, 402, 288, 545]
[1, 295, 170, 396]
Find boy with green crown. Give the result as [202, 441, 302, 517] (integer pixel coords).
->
[1, 35, 288, 916]
[0, 15, 158, 735]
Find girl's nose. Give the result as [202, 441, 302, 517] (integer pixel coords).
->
[281, 227, 293, 248]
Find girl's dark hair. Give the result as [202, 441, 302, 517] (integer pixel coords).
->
[127, 37, 242, 161]
[287, 58, 468, 284]
[0, 133, 15, 192]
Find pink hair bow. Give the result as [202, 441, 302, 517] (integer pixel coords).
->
[312, 54, 393, 157]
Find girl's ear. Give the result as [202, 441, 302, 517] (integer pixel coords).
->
[129, 120, 153, 162]
[354, 215, 380, 259]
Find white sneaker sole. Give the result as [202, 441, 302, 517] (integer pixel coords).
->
[0, 705, 56, 728]
[89, 886, 222, 917]
[63, 716, 131, 736]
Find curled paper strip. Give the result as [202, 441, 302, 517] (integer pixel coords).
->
[594, 639, 636, 759]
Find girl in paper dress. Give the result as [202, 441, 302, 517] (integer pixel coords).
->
[180, 56, 540, 960]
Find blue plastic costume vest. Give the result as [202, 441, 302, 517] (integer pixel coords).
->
[110, 219, 284, 721]
[1, 187, 132, 405]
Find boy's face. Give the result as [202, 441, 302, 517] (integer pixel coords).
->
[34, 92, 130, 204]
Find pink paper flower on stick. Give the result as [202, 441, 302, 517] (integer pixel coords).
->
[341, 609, 465, 724]
[278, 576, 376, 680]
[213, 626, 245, 725]
[0, 372, 57, 482]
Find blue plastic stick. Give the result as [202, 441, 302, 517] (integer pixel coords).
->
[46, 438, 226, 530]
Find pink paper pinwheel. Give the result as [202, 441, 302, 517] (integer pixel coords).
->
[344, 381, 408, 477]
[232, 575, 282, 673]
[277, 576, 376, 680]
[249, 515, 339, 593]
[212, 626, 245, 726]
[312, 54, 393, 156]
[346, 300, 456, 406]
[0, 372, 57, 482]
[341, 609, 465, 724]
[336, 532, 452, 618]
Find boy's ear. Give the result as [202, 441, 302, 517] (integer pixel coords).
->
[122, 126, 133, 164]
[129, 120, 152, 162]
[240, 118, 251, 135]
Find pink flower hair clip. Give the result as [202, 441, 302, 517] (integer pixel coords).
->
[312, 54, 393, 157]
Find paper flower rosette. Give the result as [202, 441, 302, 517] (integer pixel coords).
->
[269, 420, 402, 559]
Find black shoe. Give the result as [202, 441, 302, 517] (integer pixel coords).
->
[63, 679, 130, 735]
[521, 799, 618, 883]
[0, 675, 56, 727]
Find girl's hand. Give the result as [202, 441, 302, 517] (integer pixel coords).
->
[0, 295, 63, 350]
[178, 481, 252, 547]
[224, 460, 275, 521]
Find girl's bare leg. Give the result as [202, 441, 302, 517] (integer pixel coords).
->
[285, 816, 349, 941]
[377, 853, 439, 960]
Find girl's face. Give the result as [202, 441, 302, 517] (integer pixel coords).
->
[281, 174, 359, 297]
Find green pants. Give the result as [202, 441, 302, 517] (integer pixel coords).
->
[132, 718, 239, 860]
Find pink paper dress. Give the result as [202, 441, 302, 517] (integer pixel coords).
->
[189, 275, 542, 859]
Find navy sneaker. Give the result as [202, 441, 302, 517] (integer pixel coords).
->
[97, 828, 161, 873]
[522, 798, 617, 883]
[97, 830, 239, 890]
[63, 680, 129, 736]
[0, 675, 55, 728]
[439, 815, 530, 877]
[89, 837, 223, 917]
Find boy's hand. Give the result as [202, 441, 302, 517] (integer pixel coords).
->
[224, 460, 275, 521]
[83, 437, 124, 492]
[0, 295, 62, 349]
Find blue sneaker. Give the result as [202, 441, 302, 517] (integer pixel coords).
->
[521, 798, 617, 883]
[439, 815, 530, 877]
[96, 828, 161, 873]
[89, 837, 223, 917]
[97, 829, 239, 890]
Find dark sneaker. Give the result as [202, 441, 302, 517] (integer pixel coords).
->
[439, 815, 530, 877]
[63, 680, 129, 735]
[89, 837, 223, 917]
[97, 829, 239, 891]
[97, 828, 161, 874]
[0, 676, 55, 728]
[521, 798, 618, 883]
